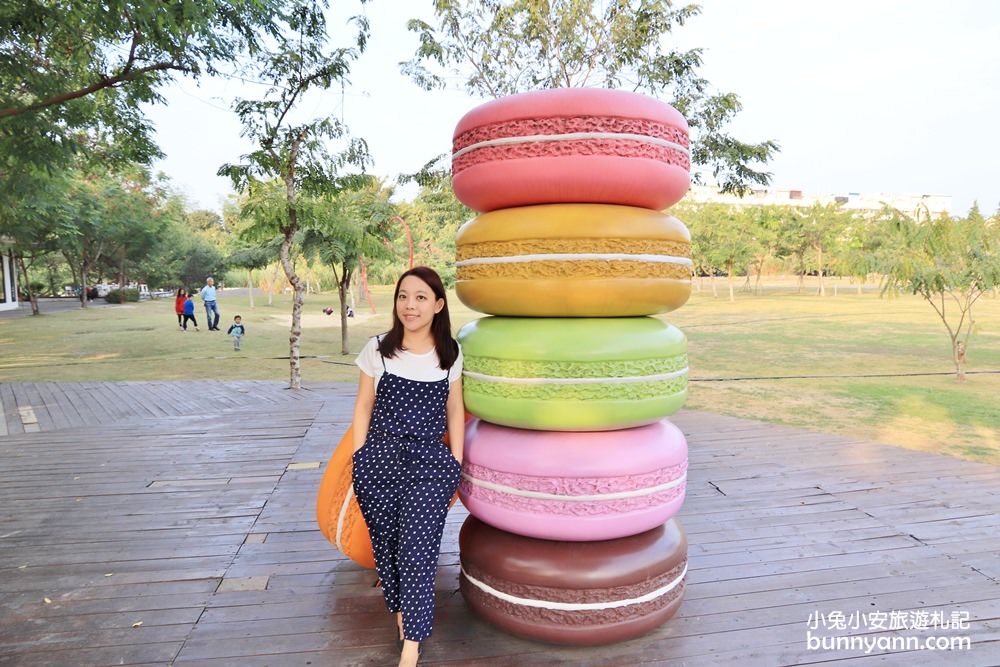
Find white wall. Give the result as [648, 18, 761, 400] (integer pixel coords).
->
[0, 249, 18, 312]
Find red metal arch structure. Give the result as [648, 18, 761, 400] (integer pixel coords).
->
[359, 215, 413, 313]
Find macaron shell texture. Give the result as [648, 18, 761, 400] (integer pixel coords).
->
[455, 203, 692, 317]
[459, 515, 688, 645]
[459, 419, 688, 541]
[453, 158, 690, 213]
[451, 88, 690, 213]
[315, 424, 375, 569]
[458, 317, 688, 431]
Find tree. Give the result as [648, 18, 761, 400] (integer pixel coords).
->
[774, 207, 813, 294]
[876, 205, 1000, 381]
[712, 205, 755, 302]
[2, 168, 75, 314]
[98, 170, 172, 291]
[738, 205, 783, 296]
[794, 203, 853, 296]
[226, 245, 276, 311]
[1, 0, 286, 174]
[832, 209, 886, 295]
[219, 1, 371, 389]
[56, 174, 112, 308]
[302, 178, 395, 355]
[396, 177, 474, 288]
[685, 202, 748, 301]
[174, 230, 228, 291]
[402, 0, 778, 193]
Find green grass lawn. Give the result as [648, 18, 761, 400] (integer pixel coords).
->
[2, 279, 998, 465]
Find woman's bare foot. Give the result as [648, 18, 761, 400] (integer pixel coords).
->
[398, 639, 419, 667]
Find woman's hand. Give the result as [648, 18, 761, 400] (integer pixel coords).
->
[446, 376, 465, 464]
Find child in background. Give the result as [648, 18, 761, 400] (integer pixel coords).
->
[182, 294, 199, 332]
[227, 315, 246, 351]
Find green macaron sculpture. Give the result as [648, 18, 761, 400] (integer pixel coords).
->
[458, 316, 688, 432]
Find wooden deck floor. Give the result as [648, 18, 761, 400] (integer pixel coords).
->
[1, 382, 998, 666]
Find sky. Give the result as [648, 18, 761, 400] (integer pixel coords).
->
[144, 0, 1000, 217]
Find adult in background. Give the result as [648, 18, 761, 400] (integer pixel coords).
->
[200, 277, 221, 331]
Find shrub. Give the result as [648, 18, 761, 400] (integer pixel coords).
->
[105, 288, 140, 304]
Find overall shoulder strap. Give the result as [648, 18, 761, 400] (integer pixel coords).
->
[376, 336, 386, 370]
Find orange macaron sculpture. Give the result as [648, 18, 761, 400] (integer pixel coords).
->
[455, 203, 692, 317]
[315, 425, 376, 569]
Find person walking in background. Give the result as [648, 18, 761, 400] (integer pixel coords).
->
[174, 289, 187, 330]
[200, 277, 221, 331]
[182, 293, 199, 332]
[227, 315, 246, 351]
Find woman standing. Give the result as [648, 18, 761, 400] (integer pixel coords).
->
[351, 267, 464, 667]
[174, 289, 186, 330]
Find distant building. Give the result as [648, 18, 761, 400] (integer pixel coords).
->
[684, 185, 952, 218]
[1, 241, 18, 312]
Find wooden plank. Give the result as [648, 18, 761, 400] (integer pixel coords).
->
[3, 386, 1000, 667]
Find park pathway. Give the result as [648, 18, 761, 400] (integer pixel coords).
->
[0, 381, 998, 666]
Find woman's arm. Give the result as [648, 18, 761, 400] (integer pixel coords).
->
[446, 376, 465, 464]
[352, 371, 376, 453]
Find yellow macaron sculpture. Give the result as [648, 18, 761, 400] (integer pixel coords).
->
[451, 87, 695, 645]
[456, 203, 692, 317]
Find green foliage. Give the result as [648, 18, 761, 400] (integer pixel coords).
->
[370, 176, 472, 287]
[104, 288, 140, 303]
[875, 204, 1000, 378]
[174, 232, 227, 290]
[0, 0, 286, 172]
[401, 0, 779, 194]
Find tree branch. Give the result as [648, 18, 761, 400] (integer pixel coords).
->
[0, 61, 185, 119]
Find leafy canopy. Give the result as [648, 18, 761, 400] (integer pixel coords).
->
[401, 0, 779, 193]
[1, 0, 286, 169]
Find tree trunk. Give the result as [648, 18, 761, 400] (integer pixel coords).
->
[247, 269, 255, 309]
[266, 264, 278, 306]
[78, 262, 90, 309]
[954, 341, 967, 382]
[118, 247, 127, 294]
[338, 269, 350, 355]
[727, 263, 735, 302]
[280, 230, 303, 390]
[817, 247, 825, 296]
[15, 255, 40, 315]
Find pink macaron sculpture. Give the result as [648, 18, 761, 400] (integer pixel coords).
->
[452, 87, 691, 212]
[459, 418, 687, 541]
[450, 87, 694, 646]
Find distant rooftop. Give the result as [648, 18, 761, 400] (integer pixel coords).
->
[686, 185, 952, 217]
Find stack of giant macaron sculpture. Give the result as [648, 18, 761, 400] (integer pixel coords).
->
[451, 87, 694, 646]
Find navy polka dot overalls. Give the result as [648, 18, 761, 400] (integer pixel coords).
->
[352, 344, 462, 642]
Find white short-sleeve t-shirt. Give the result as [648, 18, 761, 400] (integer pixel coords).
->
[356, 336, 463, 390]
